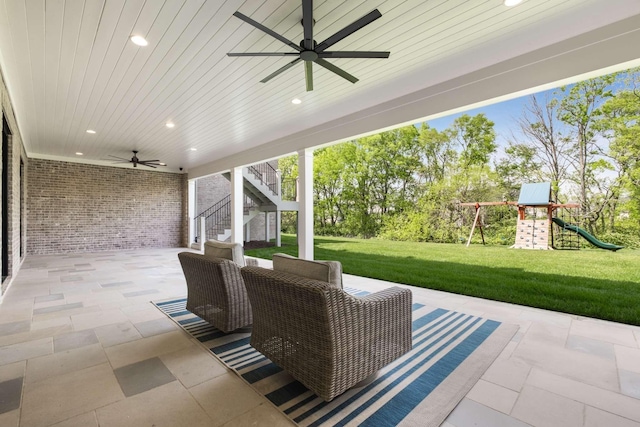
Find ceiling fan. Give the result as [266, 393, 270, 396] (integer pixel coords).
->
[227, 0, 390, 91]
[108, 151, 165, 168]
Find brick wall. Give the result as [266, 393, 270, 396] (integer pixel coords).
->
[180, 174, 189, 247]
[247, 211, 276, 243]
[27, 159, 185, 254]
[196, 174, 229, 215]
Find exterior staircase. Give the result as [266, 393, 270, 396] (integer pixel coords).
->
[191, 162, 298, 248]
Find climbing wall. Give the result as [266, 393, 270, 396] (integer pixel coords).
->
[514, 219, 550, 249]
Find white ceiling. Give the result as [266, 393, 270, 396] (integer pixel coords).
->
[0, 0, 639, 177]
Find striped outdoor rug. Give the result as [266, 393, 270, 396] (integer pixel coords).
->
[154, 287, 517, 426]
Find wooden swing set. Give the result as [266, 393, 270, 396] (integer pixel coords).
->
[462, 180, 581, 250]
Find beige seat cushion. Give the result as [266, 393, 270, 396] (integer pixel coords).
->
[204, 240, 246, 267]
[272, 253, 343, 288]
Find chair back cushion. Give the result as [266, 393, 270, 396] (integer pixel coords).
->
[272, 253, 342, 288]
[204, 240, 246, 267]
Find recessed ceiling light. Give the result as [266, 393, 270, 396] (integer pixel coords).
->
[75, 152, 83, 156]
[86, 129, 96, 134]
[291, 98, 302, 105]
[190, 148, 197, 151]
[130, 35, 148, 46]
[165, 122, 175, 128]
[504, 0, 523, 6]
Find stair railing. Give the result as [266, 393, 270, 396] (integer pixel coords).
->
[194, 195, 230, 242]
[194, 194, 257, 242]
[247, 162, 279, 195]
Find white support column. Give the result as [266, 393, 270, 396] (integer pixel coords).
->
[188, 180, 196, 245]
[230, 166, 244, 245]
[199, 217, 206, 251]
[276, 210, 281, 247]
[298, 149, 314, 260]
[265, 212, 270, 243]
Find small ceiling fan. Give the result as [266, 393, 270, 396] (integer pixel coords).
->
[108, 151, 165, 168]
[227, 0, 390, 91]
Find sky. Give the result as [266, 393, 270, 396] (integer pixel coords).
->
[422, 88, 557, 155]
[419, 66, 637, 157]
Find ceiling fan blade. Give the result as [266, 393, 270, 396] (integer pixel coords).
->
[302, 0, 314, 50]
[227, 52, 299, 57]
[233, 12, 302, 52]
[314, 58, 358, 83]
[260, 58, 302, 83]
[139, 160, 159, 163]
[318, 51, 390, 59]
[108, 155, 131, 161]
[316, 9, 382, 52]
[305, 61, 313, 91]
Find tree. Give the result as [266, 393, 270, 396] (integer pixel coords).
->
[558, 75, 617, 230]
[597, 69, 640, 231]
[313, 145, 351, 233]
[514, 94, 571, 200]
[495, 142, 541, 199]
[449, 114, 497, 170]
[277, 155, 299, 233]
[419, 123, 456, 184]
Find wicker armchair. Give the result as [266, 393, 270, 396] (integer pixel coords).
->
[240, 266, 412, 402]
[178, 252, 252, 333]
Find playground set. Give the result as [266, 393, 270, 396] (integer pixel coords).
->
[461, 182, 624, 251]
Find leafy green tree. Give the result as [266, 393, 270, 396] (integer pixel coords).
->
[277, 155, 298, 233]
[558, 74, 617, 231]
[495, 142, 541, 199]
[449, 114, 497, 170]
[597, 70, 640, 231]
[313, 145, 352, 234]
[381, 116, 499, 243]
[419, 123, 456, 184]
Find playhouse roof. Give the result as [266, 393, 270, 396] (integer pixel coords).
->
[518, 182, 551, 206]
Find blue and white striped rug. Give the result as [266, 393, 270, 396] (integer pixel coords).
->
[154, 287, 517, 426]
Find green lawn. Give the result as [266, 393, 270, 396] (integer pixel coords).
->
[245, 235, 640, 326]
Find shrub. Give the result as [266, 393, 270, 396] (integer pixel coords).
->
[595, 231, 640, 249]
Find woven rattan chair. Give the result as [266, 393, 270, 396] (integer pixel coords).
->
[178, 252, 252, 333]
[240, 266, 412, 401]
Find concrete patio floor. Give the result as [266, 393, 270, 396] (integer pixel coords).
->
[0, 248, 639, 426]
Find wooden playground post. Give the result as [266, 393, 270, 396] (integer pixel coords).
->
[466, 203, 484, 247]
[460, 201, 516, 247]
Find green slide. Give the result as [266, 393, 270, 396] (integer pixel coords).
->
[552, 217, 624, 251]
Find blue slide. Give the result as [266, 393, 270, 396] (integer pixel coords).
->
[552, 218, 624, 251]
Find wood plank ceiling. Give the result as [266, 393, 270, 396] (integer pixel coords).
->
[0, 0, 639, 173]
